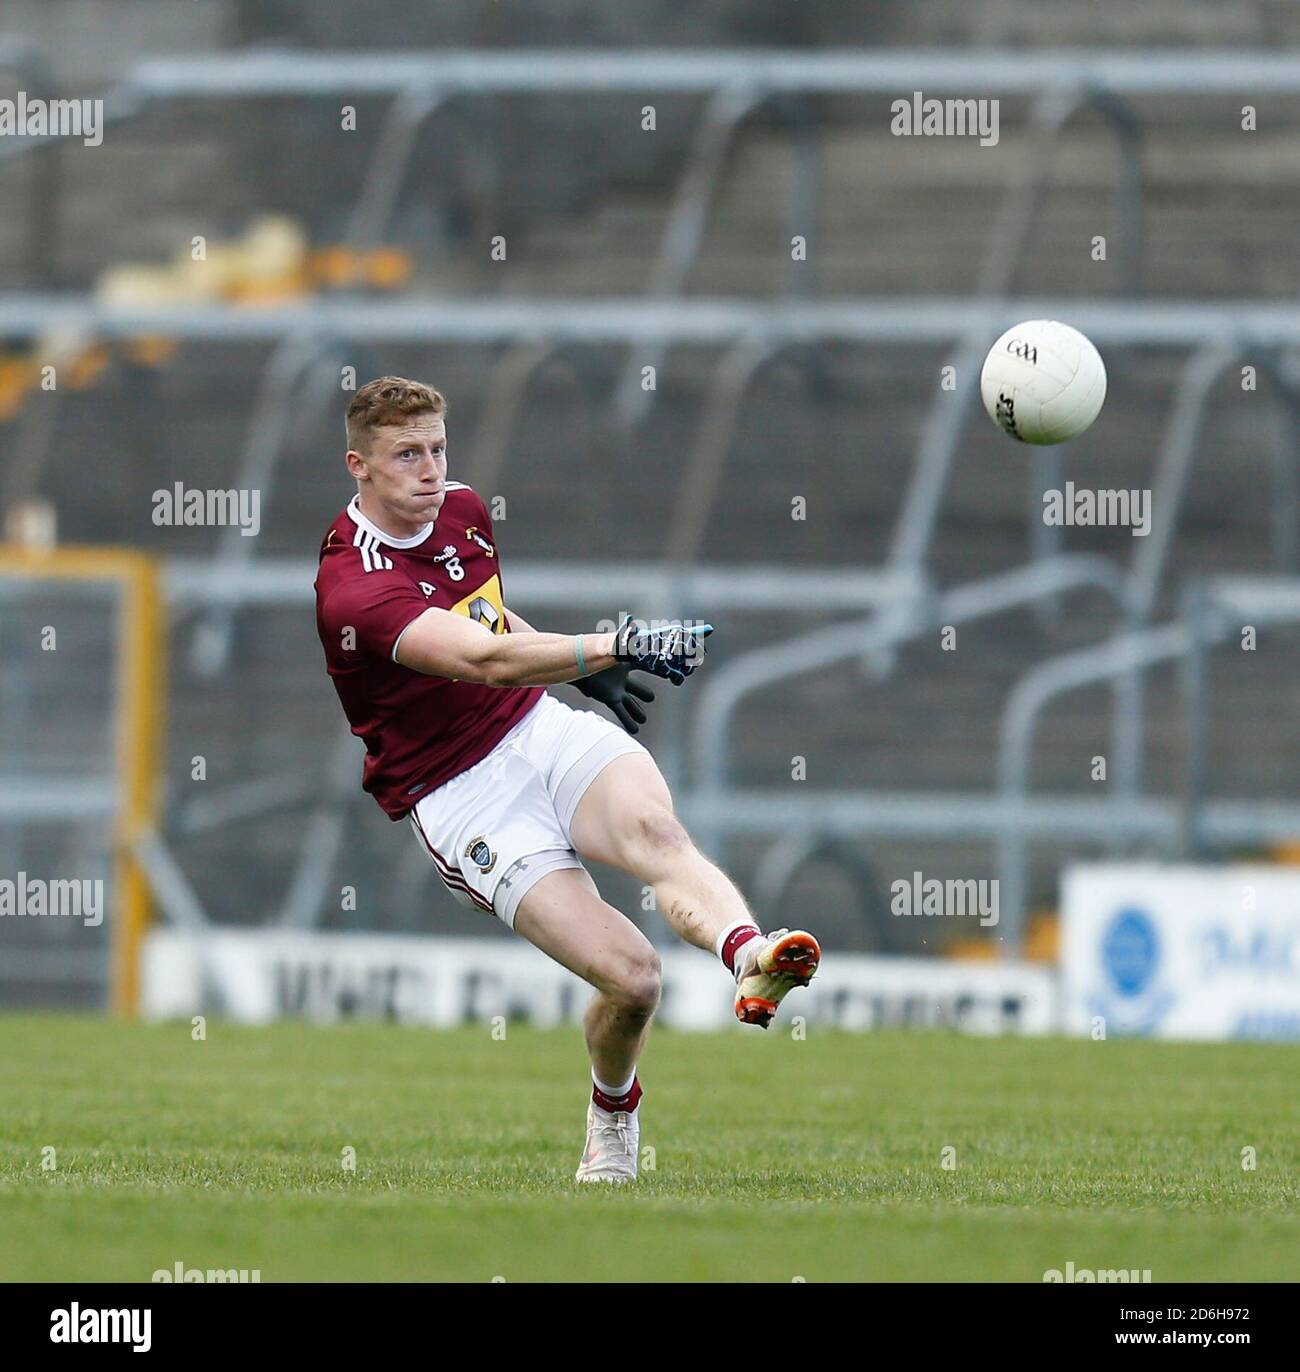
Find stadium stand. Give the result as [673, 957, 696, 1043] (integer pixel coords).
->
[1, 1, 1298, 1006]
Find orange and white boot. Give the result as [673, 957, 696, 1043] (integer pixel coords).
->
[733, 928, 821, 1028]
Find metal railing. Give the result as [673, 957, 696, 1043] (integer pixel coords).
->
[0, 36, 61, 280]
[995, 576, 1300, 942]
[1108, 344, 1300, 813]
[688, 554, 1126, 851]
[3, 45, 1300, 956]
[612, 85, 821, 427]
[5, 299, 1299, 947]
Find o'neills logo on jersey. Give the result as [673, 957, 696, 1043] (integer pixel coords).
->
[432, 545, 465, 581]
[465, 836, 497, 873]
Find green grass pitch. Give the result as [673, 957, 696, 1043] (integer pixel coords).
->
[1, 1013, 1298, 1282]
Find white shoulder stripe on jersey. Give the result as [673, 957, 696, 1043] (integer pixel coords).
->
[352, 525, 393, 573]
[352, 522, 372, 573]
[368, 533, 393, 572]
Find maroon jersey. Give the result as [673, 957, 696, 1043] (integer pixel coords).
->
[315, 484, 543, 818]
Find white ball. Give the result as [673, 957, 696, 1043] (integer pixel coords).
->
[979, 319, 1106, 445]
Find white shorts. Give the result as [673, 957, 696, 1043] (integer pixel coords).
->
[409, 692, 649, 929]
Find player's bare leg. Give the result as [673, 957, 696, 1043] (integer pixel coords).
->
[513, 866, 659, 1182]
[570, 753, 751, 950]
[514, 866, 659, 1085]
[569, 752, 820, 1027]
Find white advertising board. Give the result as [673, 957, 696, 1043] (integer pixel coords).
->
[1062, 864, 1300, 1041]
[143, 930, 1058, 1035]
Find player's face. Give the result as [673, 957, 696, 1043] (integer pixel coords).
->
[352, 414, 448, 533]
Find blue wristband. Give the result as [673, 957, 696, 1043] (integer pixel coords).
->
[574, 634, 587, 676]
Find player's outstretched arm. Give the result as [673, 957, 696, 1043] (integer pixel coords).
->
[395, 606, 617, 687]
[507, 605, 655, 734]
[395, 607, 713, 689]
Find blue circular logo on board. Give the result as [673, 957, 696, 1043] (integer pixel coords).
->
[1102, 908, 1159, 997]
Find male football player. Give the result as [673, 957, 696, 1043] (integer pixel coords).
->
[315, 377, 821, 1182]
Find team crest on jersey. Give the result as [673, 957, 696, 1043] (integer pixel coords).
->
[465, 526, 496, 557]
[464, 835, 497, 874]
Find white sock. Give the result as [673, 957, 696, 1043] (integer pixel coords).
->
[592, 1067, 636, 1099]
[713, 917, 761, 961]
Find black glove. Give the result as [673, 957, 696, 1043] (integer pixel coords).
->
[612, 616, 714, 685]
[572, 663, 656, 735]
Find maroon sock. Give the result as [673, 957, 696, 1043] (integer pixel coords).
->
[720, 924, 762, 976]
[592, 1076, 642, 1114]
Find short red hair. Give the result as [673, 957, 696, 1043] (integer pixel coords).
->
[346, 376, 446, 453]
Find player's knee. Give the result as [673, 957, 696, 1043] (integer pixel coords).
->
[610, 946, 662, 1019]
[632, 806, 691, 866]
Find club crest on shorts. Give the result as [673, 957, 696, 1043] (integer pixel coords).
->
[464, 835, 497, 874]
